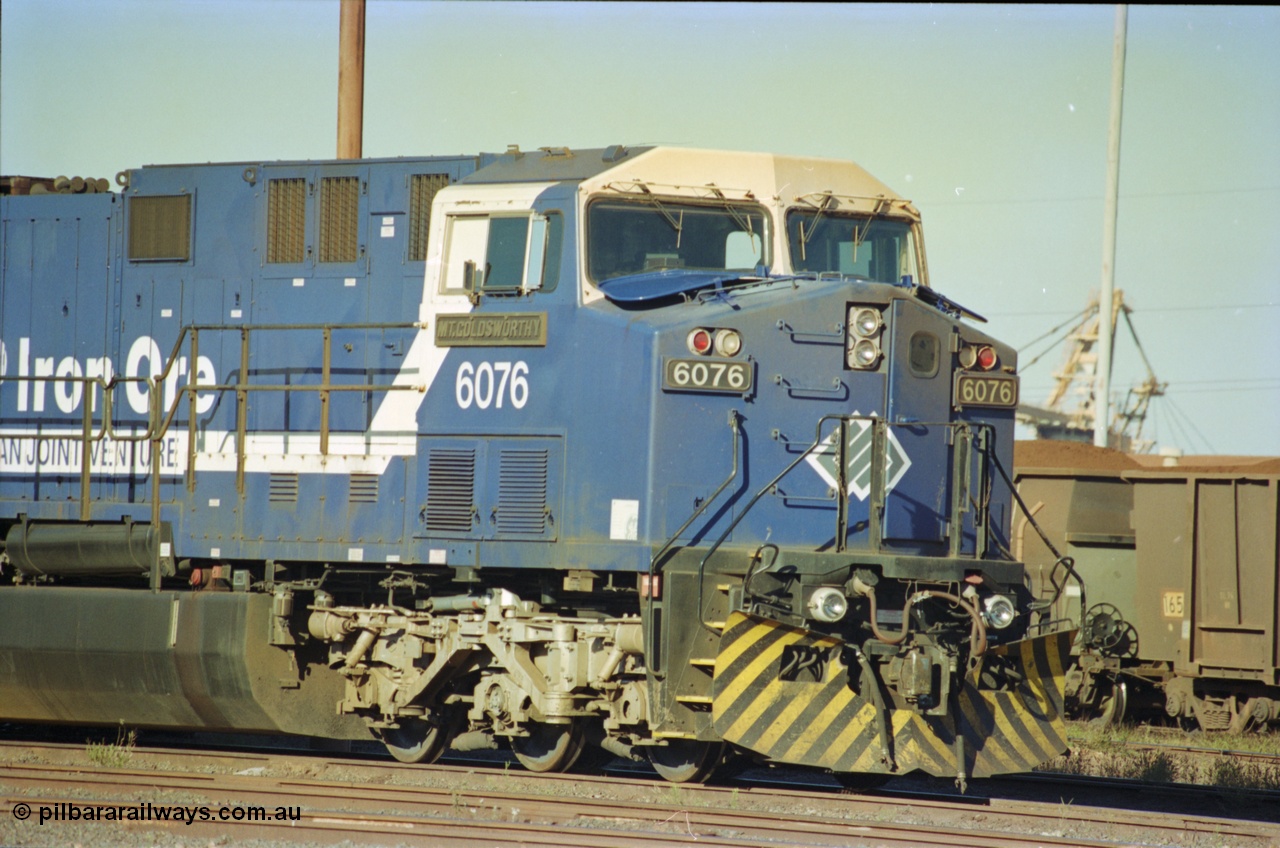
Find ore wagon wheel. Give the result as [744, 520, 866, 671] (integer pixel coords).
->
[647, 739, 723, 784]
[378, 718, 450, 764]
[511, 721, 587, 773]
[1083, 677, 1129, 728]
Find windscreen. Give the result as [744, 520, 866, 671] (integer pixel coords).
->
[786, 210, 918, 284]
[588, 200, 767, 282]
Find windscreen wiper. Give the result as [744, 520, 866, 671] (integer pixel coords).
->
[850, 197, 891, 264]
[634, 184, 683, 248]
[796, 192, 836, 262]
[705, 185, 759, 245]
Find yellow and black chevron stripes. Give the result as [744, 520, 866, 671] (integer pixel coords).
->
[956, 627, 1073, 777]
[711, 612, 1074, 778]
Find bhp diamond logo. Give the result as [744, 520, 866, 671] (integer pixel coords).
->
[804, 416, 912, 502]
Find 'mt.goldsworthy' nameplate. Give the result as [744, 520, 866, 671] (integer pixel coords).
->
[434, 313, 547, 347]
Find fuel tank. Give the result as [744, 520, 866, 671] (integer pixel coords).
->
[0, 586, 366, 740]
[5, 521, 176, 579]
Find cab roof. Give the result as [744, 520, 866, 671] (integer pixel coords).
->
[461, 145, 916, 219]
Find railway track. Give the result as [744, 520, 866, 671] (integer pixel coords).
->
[1134, 744, 1280, 768]
[2, 738, 1278, 847]
[1058, 725, 1280, 791]
[1083, 729, 1280, 768]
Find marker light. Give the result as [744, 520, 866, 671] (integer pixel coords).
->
[959, 344, 998, 371]
[808, 587, 849, 623]
[850, 339, 881, 369]
[714, 329, 742, 357]
[982, 594, 1017, 630]
[851, 307, 883, 337]
[687, 328, 714, 356]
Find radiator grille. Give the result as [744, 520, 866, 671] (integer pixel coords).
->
[128, 195, 191, 261]
[349, 473, 379, 504]
[267, 178, 306, 263]
[320, 176, 359, 263]
[409, 173, 450, 261]
[268, 473, 299, 503]
[497, 449, 548, 535]
[425, 449, 475, 534]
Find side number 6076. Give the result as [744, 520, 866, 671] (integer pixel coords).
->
[456, 361, 529, 410]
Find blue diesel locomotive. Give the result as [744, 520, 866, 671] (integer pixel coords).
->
[0, 146, 1070, 784]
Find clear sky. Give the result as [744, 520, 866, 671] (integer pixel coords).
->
[3, 2, 1278, 455]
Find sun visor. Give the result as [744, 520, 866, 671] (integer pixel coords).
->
[596, 269, 751, 303]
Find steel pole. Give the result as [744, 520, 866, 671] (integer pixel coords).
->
[337, 0, 365, 159]
[1095, 4, 1127, 448]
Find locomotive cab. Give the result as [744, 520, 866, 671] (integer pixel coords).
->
[413, 147, 1070, 780]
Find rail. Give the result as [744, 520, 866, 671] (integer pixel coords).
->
[989, 451, 1088, 630]
[1, 321, 427, 531]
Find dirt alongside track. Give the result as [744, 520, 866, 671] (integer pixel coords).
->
[2, 737, 1279, 847]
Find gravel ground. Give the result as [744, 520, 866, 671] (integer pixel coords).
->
[4, 732, 1280, 848]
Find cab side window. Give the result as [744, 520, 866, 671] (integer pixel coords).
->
[441, 212, 563, 294]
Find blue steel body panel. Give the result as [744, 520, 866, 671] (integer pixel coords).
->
[1, 153, 1015, 574]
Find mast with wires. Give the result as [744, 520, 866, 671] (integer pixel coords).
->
[1096, 4, 1128, 447]
[1015, 290, 1166, 452]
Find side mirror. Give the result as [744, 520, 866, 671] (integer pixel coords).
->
[524, 215, 548, 291]
[463, 259, 483, 291]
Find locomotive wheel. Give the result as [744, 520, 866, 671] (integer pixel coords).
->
[511, 721, 586, 773]
[568, 721, 614, 773]
[647, 739, 723, 784]
[1085, 678, 1129, 728]
[378, 718, 450, 764]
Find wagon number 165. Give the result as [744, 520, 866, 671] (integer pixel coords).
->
[455, 361, 529, 409]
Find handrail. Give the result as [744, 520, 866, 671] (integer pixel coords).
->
[3, 320, 427, 526]
[690, 414, 1001, 630]
[649, 409, 740, 576]
[646, 410, 741, 674]
[693, 413, 857, 631]
[989, 448, 1087, 627]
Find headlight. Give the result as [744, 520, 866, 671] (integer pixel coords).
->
[846, 305, 884, 370]
[851, 307, 882, 337]
[982, 594, 1017, 629]
[808, 587, 848, 623]
[849, 338, 881, 369]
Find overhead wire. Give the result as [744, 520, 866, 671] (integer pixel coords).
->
[1161, 403, 1195, 454]
[1012, 297, 1277, 454]
[1015, 306, 1090, 353]
[1163, 395, 1216, 454]
[923, 185, 1280, 208]
[990, 302, 1279, 318]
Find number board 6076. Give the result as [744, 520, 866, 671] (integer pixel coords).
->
[953, 373, 1019, 409]
[663, 358, 753, 394]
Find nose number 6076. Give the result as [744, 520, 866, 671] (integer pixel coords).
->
[455, 361, 529, 410]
